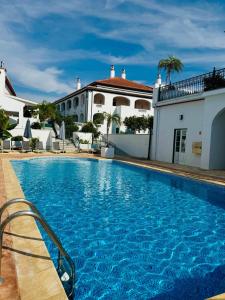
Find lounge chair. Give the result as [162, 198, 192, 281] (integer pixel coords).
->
[12, 141, 23, 150]
[52, 142, 61, 153]
[34, 141, 45, 153]
[2, 140, 11, 152]
[90, 143, 100, 154]
[21, 141, 32, 152]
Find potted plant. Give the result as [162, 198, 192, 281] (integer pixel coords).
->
[30, 137, 39, 151]
[204, 68, 225, 91]
[101, 112, 120, 159]
[79, 139, 90, 151]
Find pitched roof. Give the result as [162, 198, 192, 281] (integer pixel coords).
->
[5, 76, 16, 96]
[90, 77, 153, 92]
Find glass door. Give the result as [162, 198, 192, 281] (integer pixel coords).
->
[173, 129, 187, 164]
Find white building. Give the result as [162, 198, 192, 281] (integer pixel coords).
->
[55, 66, 153, 134]
[152, 69, 225, 170]
[0, 64, 54, 149]
[0, 64, 38, 129]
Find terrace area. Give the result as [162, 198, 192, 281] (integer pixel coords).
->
[158, 67, 225, 102]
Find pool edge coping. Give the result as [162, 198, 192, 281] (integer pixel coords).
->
[2, 159, 68, 300]
[115, 158, 225, 188]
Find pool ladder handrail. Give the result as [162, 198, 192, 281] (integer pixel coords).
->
[0, 198, 75, 300]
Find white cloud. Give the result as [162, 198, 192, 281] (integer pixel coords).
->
[1, 0, 225, 100]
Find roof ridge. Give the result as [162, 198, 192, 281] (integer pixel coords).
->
[91, 77, 152, 91]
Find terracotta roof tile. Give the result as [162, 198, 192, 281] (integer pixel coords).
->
[90, 77, 153, 92]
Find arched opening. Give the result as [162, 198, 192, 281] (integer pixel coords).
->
[81, 94, 85, 106]
[93, 113, 104, 125]
[80, 113, 84, 123]
[73, 97, 79, 108]
[209, 109, 225, 169]
[74, 114, 78, 122]
[23, 105, 33, 118]
[135, 99, 151, 110]
[94, 93, 105, 105]
[67, 100, 71, 110]
[61, 103, 65, 111]
[113, 96, 130, 106]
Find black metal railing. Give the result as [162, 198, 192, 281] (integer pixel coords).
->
[158, 67, 225, 101]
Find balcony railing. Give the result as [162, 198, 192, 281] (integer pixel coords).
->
[158, 67, 225, 101]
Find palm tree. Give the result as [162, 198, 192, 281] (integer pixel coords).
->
[37, 101, 61, 138]
[103, 112, 121, 146]
[158, 56, 183, 84]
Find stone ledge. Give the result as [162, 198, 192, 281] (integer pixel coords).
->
[1, 159, 67, 300]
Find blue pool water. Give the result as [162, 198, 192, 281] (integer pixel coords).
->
[12, 158, 225, 299]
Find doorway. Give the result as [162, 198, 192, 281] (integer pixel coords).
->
[173, 129, 187, 164]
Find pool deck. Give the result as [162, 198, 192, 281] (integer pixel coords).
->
[0, 152, 225, 299]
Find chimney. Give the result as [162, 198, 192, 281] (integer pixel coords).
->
[0, 61, 6, 94]
[110, 65, 115, 78]
[155, 73, 162, 88]
[76, 77, 81, 90]
[121, 68, 126, 79]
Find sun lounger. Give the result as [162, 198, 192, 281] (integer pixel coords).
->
[21, 141, 32, 152]
[12, 141, 23, 150]
[52, 141, 61, 153]
[2, 140, 11, 152]
[90, 143, 100, 154]
[34, 141, 45, 153]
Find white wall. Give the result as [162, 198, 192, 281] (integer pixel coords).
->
[56, 88, 153, 135]
[201, 89, 225, 169]
[0, 68, 38, 129]
[91, 90, 153, 134]
[152, 100, 204, 167]
[106, 134, 150, 158]
[73, 132, 92, 143]
[10, 128, 53, 149]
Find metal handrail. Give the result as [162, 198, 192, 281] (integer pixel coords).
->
[0, 199, 75, 299]
[0, 198, 41, 224]
[158, 67, 225, 101]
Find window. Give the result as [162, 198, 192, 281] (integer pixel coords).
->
[81, 94, 85, 106]
[57, 105, 60, 111]
[73, 97, 79, 108]
[67, 100, 72, 110]
[74, 114, 78, 122]
[61, 103, 65, 111]
[135, 99, 151, 110]
[112, 96, 130, 106]
[94, 93, 105, 105]
[80, 113, 84, 122]
[93, 113, 104, 125]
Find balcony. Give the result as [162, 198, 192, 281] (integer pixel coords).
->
[158, 67, 225, 102]
[114, 105, 149, 118]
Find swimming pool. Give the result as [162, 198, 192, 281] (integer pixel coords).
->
[12, 158, 225, 299]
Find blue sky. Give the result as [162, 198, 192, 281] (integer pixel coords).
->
[1, 0, 225, 102]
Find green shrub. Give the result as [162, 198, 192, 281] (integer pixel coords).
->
[204, 69, 225, 91]
[31, 122, 42, 129]
[80, 122, 100, 138]
[11, 135, 23, 141]
[79, 139, 89, 144]
[30, 138, 39, 151]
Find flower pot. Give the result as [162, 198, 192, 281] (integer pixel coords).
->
[101, 147, 114, 158]
[80, 143, 90, 151]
